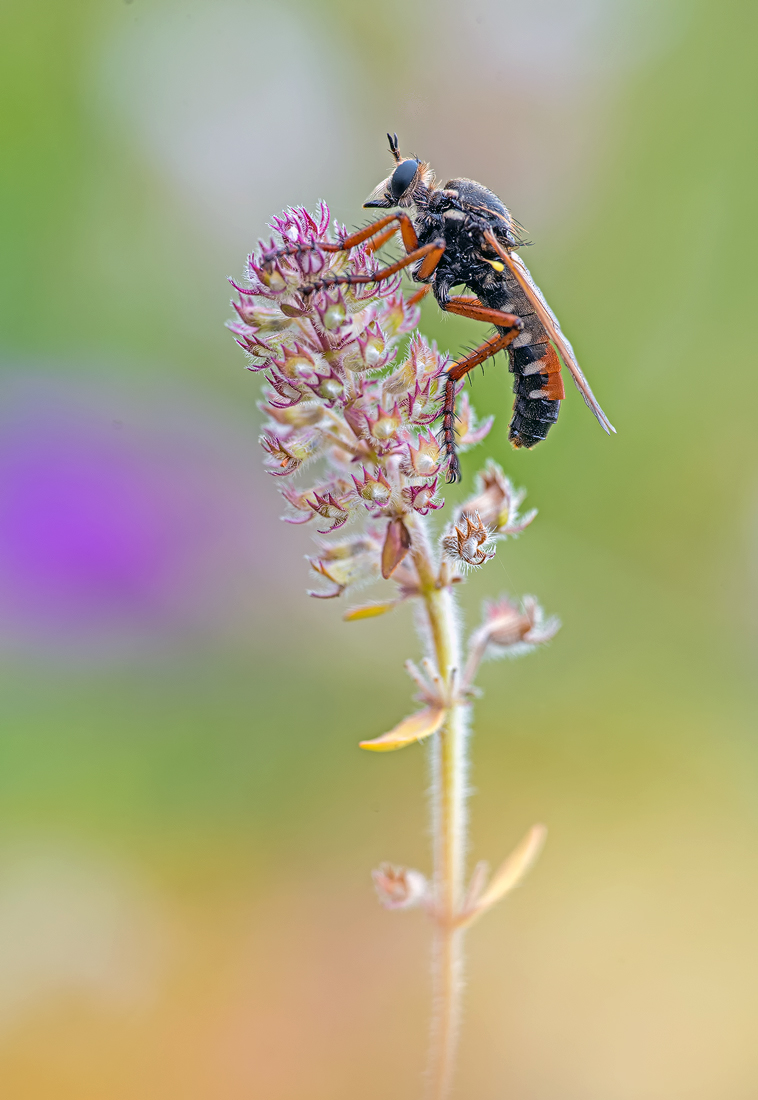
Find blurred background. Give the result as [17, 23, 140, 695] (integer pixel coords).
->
[0, 0, 757, 1096]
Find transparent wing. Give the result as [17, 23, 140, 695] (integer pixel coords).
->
[485, 231, 616, 435]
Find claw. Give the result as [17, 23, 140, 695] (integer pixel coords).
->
[446, 455, 462, 483]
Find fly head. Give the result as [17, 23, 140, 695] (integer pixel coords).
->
[364, 133, 430, 209]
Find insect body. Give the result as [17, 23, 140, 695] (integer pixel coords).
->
[265, 134, 614, 481]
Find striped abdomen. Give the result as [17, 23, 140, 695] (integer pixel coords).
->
[509, 339, 564, 448]
[482, 269, 565, 448]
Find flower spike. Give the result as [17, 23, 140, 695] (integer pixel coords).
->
[228, 198, 564, 1100]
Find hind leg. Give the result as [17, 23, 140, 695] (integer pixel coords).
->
[439, 298, 523, 482]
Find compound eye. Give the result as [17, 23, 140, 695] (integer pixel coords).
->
[390, 159, 420, 201]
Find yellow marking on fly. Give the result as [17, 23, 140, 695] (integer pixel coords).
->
[485, 258, 505, 272]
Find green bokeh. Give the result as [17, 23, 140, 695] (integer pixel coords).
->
[1, 1, 757, 1097]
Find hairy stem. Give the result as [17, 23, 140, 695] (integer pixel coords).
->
[428, 707, 467, 1100]
[407, 516, 468, 1100]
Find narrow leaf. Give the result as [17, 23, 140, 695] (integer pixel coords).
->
[359, 706, 446, 752]
[475, 824, 546, 913]
[343, 600, 398, 622]
[461, 860, 489, 913]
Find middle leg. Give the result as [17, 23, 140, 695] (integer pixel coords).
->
[299, 238, 445, 297]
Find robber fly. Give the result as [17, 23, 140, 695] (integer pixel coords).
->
[264, 133, 614, 481]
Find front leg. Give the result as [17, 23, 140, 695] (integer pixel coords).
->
[262, 211, 420, 270]
[260, 210, 444, 298]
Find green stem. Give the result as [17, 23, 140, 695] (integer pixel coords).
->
[407, 516, 468, 1100]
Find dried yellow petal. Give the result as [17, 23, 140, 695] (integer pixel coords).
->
[343, 601, 398, 622]
[359, 706, 446, 752]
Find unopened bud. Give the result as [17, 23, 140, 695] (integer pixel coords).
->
[372, 864, 428, 910]
[323, 302, 346, 330]
[459, 460, 535, 536]
[367, 403, 403, 443]
[478, 595, 560, 654]
[401, 432, 441, 477]
[353, 467, 393, 509]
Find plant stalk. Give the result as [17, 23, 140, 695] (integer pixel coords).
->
[408, 516, 469, 1100]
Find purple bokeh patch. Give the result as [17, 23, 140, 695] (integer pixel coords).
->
[0, 376, 264, 655]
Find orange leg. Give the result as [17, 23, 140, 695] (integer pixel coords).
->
[332, 211, 419, 255]
[260, 210, 440, 297]
[438, 298, 523, 482]
[262, 211, 419, 266]
[300, 238, 445, 297]
[365, 223, 401, 254]
[442, 296, 523, 329]
[406, 283, 432, 306]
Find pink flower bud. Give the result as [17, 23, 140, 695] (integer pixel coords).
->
[305, 367, 344, 405]
[366, 403, 403, 444]
[272, 344, 316, 379]
[372, 864, 428, 910]
[232, 302, 291, 332]
[458, 460, 536, 535]
[260, 429, 322, 476]
[455, 392, 494, 448]
[383, 334, 445, 402]
[401, 433, 442, 478]
[352, 467, 393, 510]
[316, 290, 348, 333]
[262, 400, 324, 429]
[260, 433, 301, 477]
[376, 291, 420, 336]
[307, 533, 381, 598]
[402, 479, 443, 515]
[404, 378, 439, 424]
[265, 369, 304, 409]
[307, 491, 352, 533]
[356, 321, 389, 370]
[258, 263, 287, 293]
[477, 595, 561, 654]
